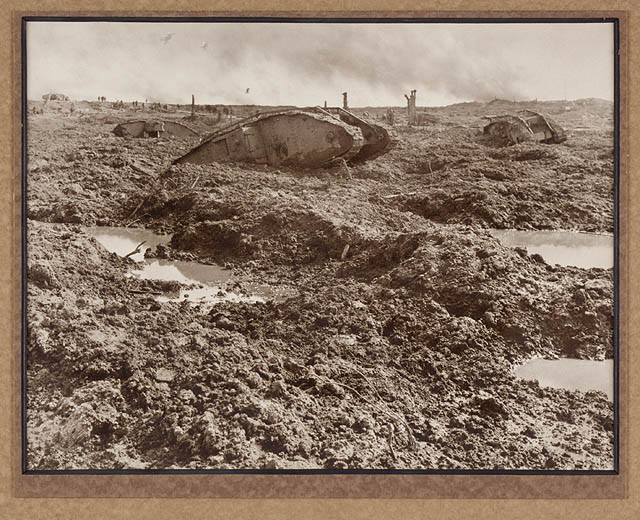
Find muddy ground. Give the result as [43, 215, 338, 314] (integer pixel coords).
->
[25, 98, 615, 470]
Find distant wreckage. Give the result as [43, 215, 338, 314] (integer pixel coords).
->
[173, 107, 395, 168]
[113, 120, 199, 139]
[483, 110, 567, 145]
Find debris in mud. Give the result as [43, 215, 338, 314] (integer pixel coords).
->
[483, 111, 567, 145]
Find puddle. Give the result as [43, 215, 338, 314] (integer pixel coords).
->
[86, 226, 294, 306]
[131, 260, 280, 304]
[490, 230, 613, 268]
[515, 358, 613, 401]
[86, 226, 170, 262]
[130, 261, 293, 306]
[131, 259, 232, 284]
[156, 286, 267, 305]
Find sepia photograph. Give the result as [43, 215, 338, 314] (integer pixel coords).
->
[23, 19, 617, 472]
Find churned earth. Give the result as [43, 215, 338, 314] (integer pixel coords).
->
[25, 98, 615, 470]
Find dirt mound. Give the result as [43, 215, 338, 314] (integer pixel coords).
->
[346, 227, 613, 360]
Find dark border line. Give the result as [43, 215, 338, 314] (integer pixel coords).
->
[21, 16, 621, 477]
[21, 16, 28, 476]
[22, 16, 618, 24]
[23, 469, 619, 476]
[612, 17, 620, 475]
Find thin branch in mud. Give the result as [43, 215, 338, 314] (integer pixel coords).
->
[350, 366, 384, 402]
[127, 196, 149, 220]
[130, 162, 155, 176]
[126, 213, 150, 228]
[128, 289, 162, 296]
[386, 423, 397, 461]
[381, 191, 417, 199]
[190, 175, 200, 189]
[124, 241, 146, 258]
[332, 380, 373, 405]
[333, 373, 417, 453]
[345, 365, 418, 451]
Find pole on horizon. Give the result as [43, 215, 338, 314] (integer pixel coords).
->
[191, 94, 195, 119]
[404, 90, 417, 125]
[342, 92, 348, 109]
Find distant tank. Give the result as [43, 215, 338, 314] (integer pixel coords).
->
[113, 120, 199, 139]
[483, 110, 567, 145]
[173, 107, 395, 168]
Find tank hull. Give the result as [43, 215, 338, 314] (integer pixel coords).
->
[173, 108, 394, 168]
[483, 111, 567, 145]
[113, 120, 199, 139]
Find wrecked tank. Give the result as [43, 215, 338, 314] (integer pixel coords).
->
[173, 107, 395, 168]
[483, 110, 566, 145]
[113, 120, 199, 139]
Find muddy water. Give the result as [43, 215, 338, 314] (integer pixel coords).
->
[86, 226, 292, 304]
[156, 286, 268, 305]
[86, 226, 170, 262]
[515, 358, 613, 401]
[131, 259, 231, 284]
[131, 261, 284, 304]
[490, 230, 613, 268]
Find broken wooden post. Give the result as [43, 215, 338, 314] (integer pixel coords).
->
[343, 92, 348, 109]
[324, 100, 327, 108]
[191, 94, 195, 119]
[404, 90, 417, 125]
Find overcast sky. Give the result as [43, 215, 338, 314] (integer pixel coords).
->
[26, 21, 614, 107]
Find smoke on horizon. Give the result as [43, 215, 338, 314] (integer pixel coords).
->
[26, 22, 614, 107]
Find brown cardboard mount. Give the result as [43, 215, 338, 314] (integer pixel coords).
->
[2, 4, 637, 518]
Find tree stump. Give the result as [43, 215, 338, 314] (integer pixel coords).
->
[405, 90, 417, 125]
